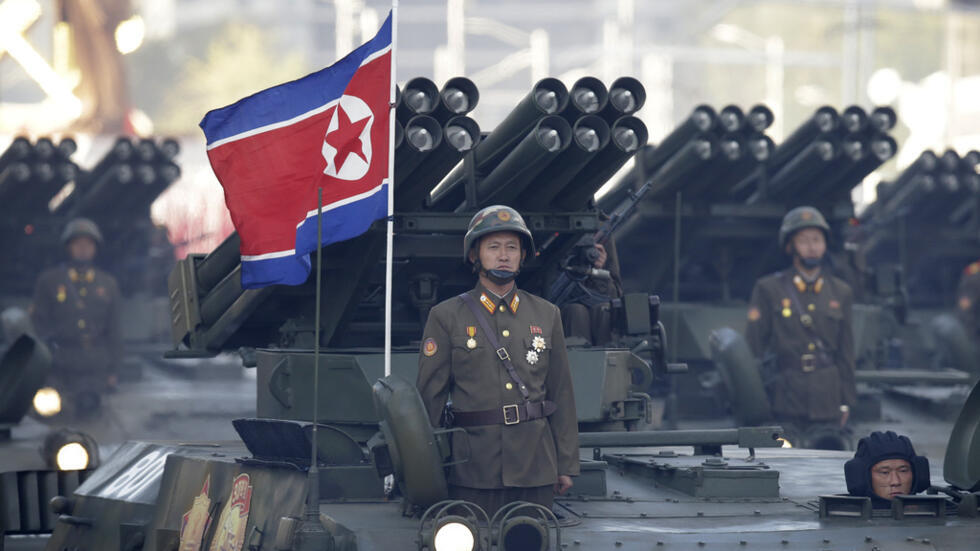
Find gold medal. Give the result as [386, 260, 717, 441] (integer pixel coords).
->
[466, 338, 477, 349]
[466, 326, 477, 348]
[782, 308, 792, 318]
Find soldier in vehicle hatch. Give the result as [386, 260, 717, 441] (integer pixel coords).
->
[745, 206, 857, 439]
[845, 430, 930, 507]
[30, 218, 122, 394]
[416, 205, 579, 515]
[560, 235, 623, 346]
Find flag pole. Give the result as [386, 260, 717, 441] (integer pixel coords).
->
[384, 0, 398, 377]
[296, 188, 329, 549]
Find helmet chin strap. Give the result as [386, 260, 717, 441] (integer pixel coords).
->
[473, 260, 519, 285]
[795, 252, 823, 270]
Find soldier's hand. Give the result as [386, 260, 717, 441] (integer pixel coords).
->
[555, 475, 573, 495]
[839, 408, 850, 427]
[593, 243, 607, 269]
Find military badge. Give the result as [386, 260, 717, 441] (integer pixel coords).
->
[747, 307, 760, 321]
[56, 285, 66, 303]
[422, 338, 438, 357]
[497, 209, 512, 221]
[781, 298, 792, 318]
[529, 325, 542, 335]
[526, 350, 539, 365]
[959, 296, 972, 311]
[179, 475, 212, 551]
[829, 299, 840, 309]
[479, 293, 495, 314]
[531, 336, 546, 352]
[466, 326, 477, 349]
[208, 473, 252, 551]
[509, 294, 520, 312]
[814, 278, 824, 294]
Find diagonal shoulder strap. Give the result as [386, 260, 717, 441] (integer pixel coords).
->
[458, 292, 530, 402]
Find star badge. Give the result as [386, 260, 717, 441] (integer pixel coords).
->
[532, 336, 546, 351]
[321, 95, 374, 180]
[526, 350, 539, 365]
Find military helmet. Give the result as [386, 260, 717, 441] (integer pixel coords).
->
[844, 430, 930, 500]
[778, 206, 830, 249]
[462, 205, 535, 261]
[61, 218, 103, 246]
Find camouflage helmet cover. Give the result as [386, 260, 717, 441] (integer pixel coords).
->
[463, 205, 535, 261]
[61, 218, 103, 246]
[779, 206, 830, 249]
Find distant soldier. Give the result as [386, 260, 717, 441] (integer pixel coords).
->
[31, 218, 122, 393]
[745, 206, 856, 436]
[560, 235, 623, 346]
[955, 260, 980, 337]
[417, 205, 579, 515]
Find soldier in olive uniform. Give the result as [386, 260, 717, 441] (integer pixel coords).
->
[31, 218, 122, 394]
[417, 205, 579, 515]
[746, 207, 856, 437]
[955, 260, 980, 337]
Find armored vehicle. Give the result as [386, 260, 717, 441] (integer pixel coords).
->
[17, 79, 980, 550]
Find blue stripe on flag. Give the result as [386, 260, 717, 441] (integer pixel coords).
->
[200, 13, 392, 145]
[294, 183, 388, 256]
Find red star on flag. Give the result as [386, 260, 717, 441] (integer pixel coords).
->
[325, 104, 371, 170]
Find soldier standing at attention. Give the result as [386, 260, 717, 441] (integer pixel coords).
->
[31, 218, 122, 393]
[746, 206, 856, 437]
[955, 259, 980, 337]
[417, 205, 579, 515]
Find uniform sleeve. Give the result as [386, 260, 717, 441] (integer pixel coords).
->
[837, 283, 857, 407]
[416, 307, 453, 428]
[30, 273, 54, 342]
[105, 278, 123, 373]
[546, 305, 580, 477]
[745, 282, 771, 359]
[956, 273, 980, 335]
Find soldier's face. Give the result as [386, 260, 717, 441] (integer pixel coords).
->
[789, 228, 825, 261]
[474, 232, 524, 271]
[67, 236, 97, 262]
[870, 458, 913, 499]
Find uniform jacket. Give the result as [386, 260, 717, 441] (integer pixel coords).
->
[31, 263, 122, 377]
[746, 268, 857, 422]
[417, 283, 580, 489]
[956, 261, 980, 336]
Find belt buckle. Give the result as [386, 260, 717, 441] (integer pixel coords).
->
[801, 353, 816, 372]
[502, 404, 520, 425]
[496, 347, 510, 361]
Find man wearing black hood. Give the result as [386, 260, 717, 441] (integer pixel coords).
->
[746, 206, 856, 433]
[845, 430, 931, 506]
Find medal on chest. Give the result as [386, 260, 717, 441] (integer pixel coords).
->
[781, 298, 792, 318]
[466, 326, 477, 349]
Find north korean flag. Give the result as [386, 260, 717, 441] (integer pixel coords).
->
[200, 13, 392, 288]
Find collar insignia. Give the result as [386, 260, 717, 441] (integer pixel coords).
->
[509, 294, 520, 313]
[479, 293, 496, 314]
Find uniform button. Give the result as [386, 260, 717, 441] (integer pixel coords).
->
[808, 342, 816, 351]
[79, 287, 88, 296]
[807, 303, 815, 311]
[502, 330, 510, 337]
[505, 382, 513, 390]
[499, 305, 506, 312]
[77, 319, 86, 329]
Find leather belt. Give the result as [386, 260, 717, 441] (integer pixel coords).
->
[451, 400, 557, 427]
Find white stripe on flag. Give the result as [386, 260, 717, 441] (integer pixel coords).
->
[297, 179, 389, 226]
[207, 44, 393, 150]
[241, 249, 297, 262]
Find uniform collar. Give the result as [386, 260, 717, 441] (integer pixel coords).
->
[789, 270, 824, 294]
[473, 283, 520, 315]
[67, 265, 96, 283]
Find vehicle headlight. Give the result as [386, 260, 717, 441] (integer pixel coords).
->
[56, 442, 90, 470]
[33, 386, 62, 417]
[433, 518, 476, 551]
[42, 428, 99, 471]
